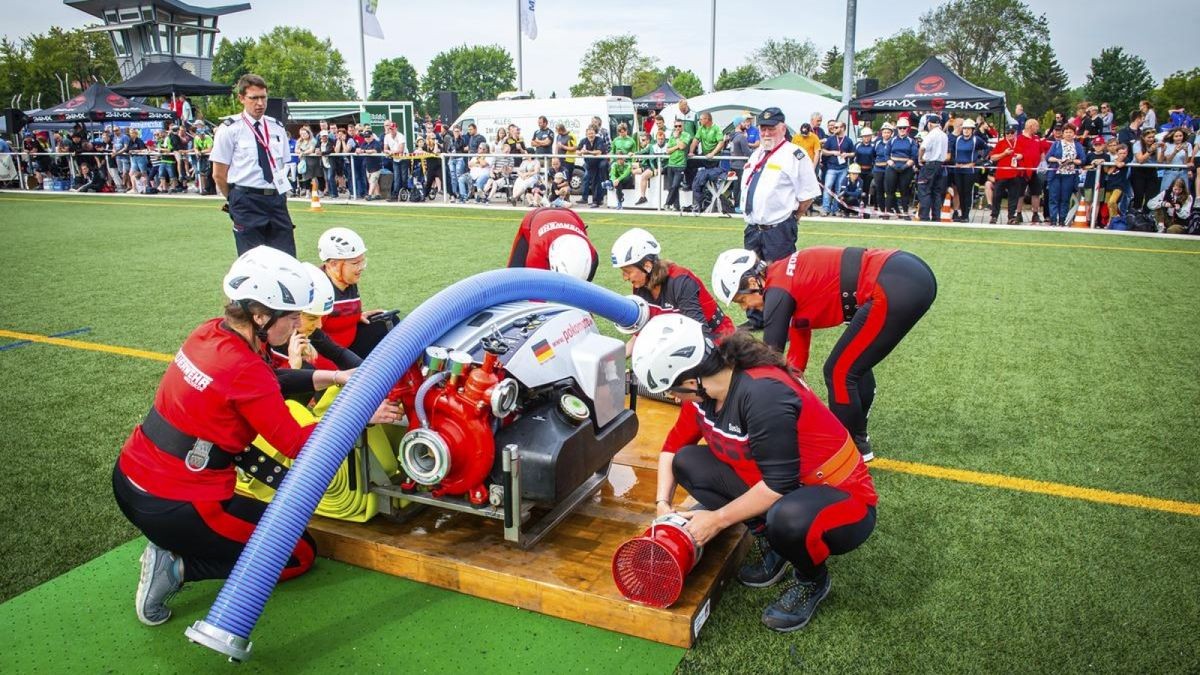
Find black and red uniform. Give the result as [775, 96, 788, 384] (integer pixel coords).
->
[269, 328, 363, 401]
[761, 246, 936, 449]
[113, 318, 317, 582]
[506, 207, 599, 281]
[663, 367, 877, 580]
[320, 269, 390, 360]
[635, 263, 735, 337]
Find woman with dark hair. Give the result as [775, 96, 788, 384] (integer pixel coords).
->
[1146, 178, 1194, 234]
[633, 316, 877, 633]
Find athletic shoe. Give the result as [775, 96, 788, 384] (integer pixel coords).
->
[761, 570, 832, 632]
[854, 433, 874, 462]
[616, 201, 624, 210]
[635, 197, 648, 205]
[1031, 214, 1042, 224]
[136, 542, 182, 626]
[1007, 217, 1019, 225]
[739, 534, 789, 587]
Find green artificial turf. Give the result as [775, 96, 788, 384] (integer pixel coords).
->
[1, 193, 1198, 673]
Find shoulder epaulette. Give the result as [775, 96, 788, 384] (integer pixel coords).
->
[222, 118, 235, 126]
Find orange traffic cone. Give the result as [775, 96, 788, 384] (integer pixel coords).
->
[309, 179, 323, 212]
[1072, 199, 1090, 227]
[940, 193, 954, 223]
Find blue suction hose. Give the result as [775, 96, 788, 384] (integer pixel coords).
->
[186, 269, 645, 661]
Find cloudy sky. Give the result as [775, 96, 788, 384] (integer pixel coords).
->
[7, 0, 1194, 97]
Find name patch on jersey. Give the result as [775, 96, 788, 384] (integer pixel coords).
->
[785, 251, 799, 277]
[174, 349, 213, 391]
[535, 221, 585, 238]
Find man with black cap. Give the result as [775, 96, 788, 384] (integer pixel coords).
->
[738, 107, 821, 329]
[212, 73, 297, 256]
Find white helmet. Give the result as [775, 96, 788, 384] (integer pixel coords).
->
[302, 262, 335, 316]
[631, 314, 710, 394]
[318, 227, 367, 261]
[223, 246, 314, 312]
[610, 227, 661, 268]
[547, 234, 594, 281]
[711, 248, 762, 306]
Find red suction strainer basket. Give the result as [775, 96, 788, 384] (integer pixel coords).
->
[612, 516, 701, 608]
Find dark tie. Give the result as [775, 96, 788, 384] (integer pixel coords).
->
[745, 165, 767, 216]
[254, 121, 274, 183]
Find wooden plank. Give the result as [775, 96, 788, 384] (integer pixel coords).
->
[309, 399, 747, 648]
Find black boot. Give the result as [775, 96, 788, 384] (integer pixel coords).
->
[761, 569, 832, 632]
[738, 534, 789, 587]
[853, 433, 874, 462]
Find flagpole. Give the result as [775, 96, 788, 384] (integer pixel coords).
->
[358, 1, 369, 102]
[708, 0, 716, 93]
[841, 0, 857, 106]
[515, 0, 524, 92]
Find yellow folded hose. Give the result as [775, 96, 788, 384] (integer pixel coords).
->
[235, 386, 402, 522]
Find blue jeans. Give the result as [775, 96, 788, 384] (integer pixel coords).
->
[823, 166, 847, 213]
[324, 164, 338, 198]
[448, 158, 467, 197]
[1047, 173, 1077, 224]
[391, 159, 409, 196]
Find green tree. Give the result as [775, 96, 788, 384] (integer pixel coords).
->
[0, 27, 118, 108]
[815, 45, 844, 89]
[857, 29, 933, 89]
[751, 37, 820, 77]
[1152, 68, 1200, 117]
[211, 37, 253, 88]
[242, 27, 355, 100]
[370, 56, 420, 103]
[671, 70, 704, 98]
[1012, 42, 1071, 119]
[572, 34, 655, 98]
[918, 0, 1045, 86]
[423, 44, 515, 112]
[715, 64, 763, 91]
[1083, 47, 1155, 120]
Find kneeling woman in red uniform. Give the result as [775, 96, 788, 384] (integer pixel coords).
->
[633, 315, 876, 632]
[713, 246, 936, 461]
[506, 206, 599, 281]
[611, 228, 733, 356]
[113, 246, 399, 626]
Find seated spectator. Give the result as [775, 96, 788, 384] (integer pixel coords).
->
[550, 169, 571, 207]
[511, 152, 542, 205]
[484, 143, 515, 202]
[604, 156, 635, 209]
[73, 162, 105, 192]
[461, 144, 492, 204]
[1146, 178, 1193, 233]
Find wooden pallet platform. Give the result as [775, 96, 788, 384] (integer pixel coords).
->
[308, 398, 748, 648]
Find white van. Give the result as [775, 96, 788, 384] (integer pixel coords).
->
[453, 96, 635, 148]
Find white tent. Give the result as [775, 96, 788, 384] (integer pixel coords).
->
[659, 89, 845, 135]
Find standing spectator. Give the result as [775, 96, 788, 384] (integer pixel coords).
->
[530, 116, 554, 160]
[689, 112, 726, 202]
[193, 123, 215, 195]
[729, 116, 752, 212]
[1146, 178, 1193, 233]
[1016, 119, 1050, 224]
[554, 123, 577, 178]
[664, 120, 691, 211]
[819, 121, 854, 215]
[1082, 136, 1110, 209]
[384, 121, 409, 201]
[1013, 104, 1028, 133]
[577, 125, 609, 208]
[506, 124, 528, 155]
[1069, 103, 1088, 131]
[852, 127, 876, 207]
[591, 116, 611, 145]
[294, 126, 318, 195]
[126, 129, 148, 192]
[358, 128, 385, 201]
[989, 127, 1024, 224]
[350, 124, 367, 198]
[158, 124, 182, 193]
[810, 112, 827, 140]
[493, 127, 509, 152]
[676, 99, 697, 137]
[1117, 110, 1144, 157]
[1157, 127, 1193, 193]
[1080, 106, 1105, 143]
[445, 125, 469, 200]
[465, 123, 486, 153]
[1129, 129, 1162, 211]
[916, 117, 949, 221]
[1140, 100, 1157, 131]
[1104, 144, 1132, 224]
[870, 124, 893, 209]
[1046, 125, 1086, 226]
[949, 119, 987, 222]
[745, 112, 761, 150]
[1099, 103, 1115, 139]
[884, 118, 918, 215]
[112, 126, 131, 190]
[792, 123, 821, 164]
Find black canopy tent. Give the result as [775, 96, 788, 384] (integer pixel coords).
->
[28, 83, 177, 124]
[111, 61, 231, 98]
[848, 57, 1006, 115]
[633, 82, 683, 112]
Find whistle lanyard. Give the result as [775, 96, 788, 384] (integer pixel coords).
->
[242, 114, 276, 169]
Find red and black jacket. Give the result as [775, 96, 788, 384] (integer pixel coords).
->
[635, 263, 735, 336]
[506, 207, 599, 281]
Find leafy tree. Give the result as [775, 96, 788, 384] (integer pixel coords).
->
[1012, 42, 1070, 119]
[856, 29, 933, 89]
[211, 37, 253, 88]
[572, 34, 655, 98]
[751, 37, 820, 77]
[1083, 47, 1155, 121]
[918, 0, 1045, 85]
[0, 28, 118, 108]
[242, 27, 355, 100]
[715, 64, 763, 91]
[1152, 68, 1200, 117]
[370, 56, 420, 103]
[423, 44, 515, 112]
[671, 70, 704, 98]
[815, 45, 844, 89]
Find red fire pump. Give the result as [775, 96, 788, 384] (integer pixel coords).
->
[386, 345, 520, 506]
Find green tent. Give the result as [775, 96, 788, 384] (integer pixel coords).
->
[754, 72, 842, 101]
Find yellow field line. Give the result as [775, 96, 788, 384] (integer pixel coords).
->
[3, 193, 1199, 256]
[0, 329, 173, 363]
[3, 325, 1197, 519]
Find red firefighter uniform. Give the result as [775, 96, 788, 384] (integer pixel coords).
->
[636, 263, 735, 337]
[319, 274, 362, 355]
[507, 206, 599, 280]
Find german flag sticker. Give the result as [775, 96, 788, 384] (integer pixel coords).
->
[532, 339, 555, 363]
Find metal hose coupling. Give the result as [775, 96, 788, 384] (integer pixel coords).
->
[614, 295, 650, 335]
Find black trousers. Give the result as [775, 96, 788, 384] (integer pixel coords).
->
[884, 165, 914, 212]
[1129, 169, 1158, 212]
[870, 171, 888, 209]
[665, 166, 685, 208]
[673, 445, 875, 581]
[916, 162, 946, 221]
[112, 465, 315, 582]
[860, 173, 873, 207]
[228, 188, 296, 257]
[742, 216, 799, 328]
[990, 177, 1025, 220]
[951, 172, 976, 219]
[823, 252, 937, 442]
[730, 168, 745, 208]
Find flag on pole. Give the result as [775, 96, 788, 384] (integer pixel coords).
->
[361, 0, 384, 39]
[520, 0, 537, 40]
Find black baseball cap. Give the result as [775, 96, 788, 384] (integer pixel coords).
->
[757, 107, 785, 127]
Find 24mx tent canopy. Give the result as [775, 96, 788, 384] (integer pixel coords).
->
[28, 83, 177, 123]
[848, 56, 1006, 114]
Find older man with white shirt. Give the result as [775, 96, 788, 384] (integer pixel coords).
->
[916, 116, 949, 222]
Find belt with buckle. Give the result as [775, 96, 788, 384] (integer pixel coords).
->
[140, 406, 236, 471]
[839, 247, 864, 324]
[229, 183, 279, 196]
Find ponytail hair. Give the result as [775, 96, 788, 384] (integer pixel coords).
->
[687, 330, 794, 382]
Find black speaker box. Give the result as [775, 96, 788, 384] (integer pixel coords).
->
[611, 85, 633, 98]
[266, 97, 289, 121]
[856, 78, 880, 96]
[438, 91, 459, 123]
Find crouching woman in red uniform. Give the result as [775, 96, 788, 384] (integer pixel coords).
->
[712, 246, 936, 461]
[112, 246, 399, 626]
[633, 315, 877, 632]
[506, 206, 599, 281]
